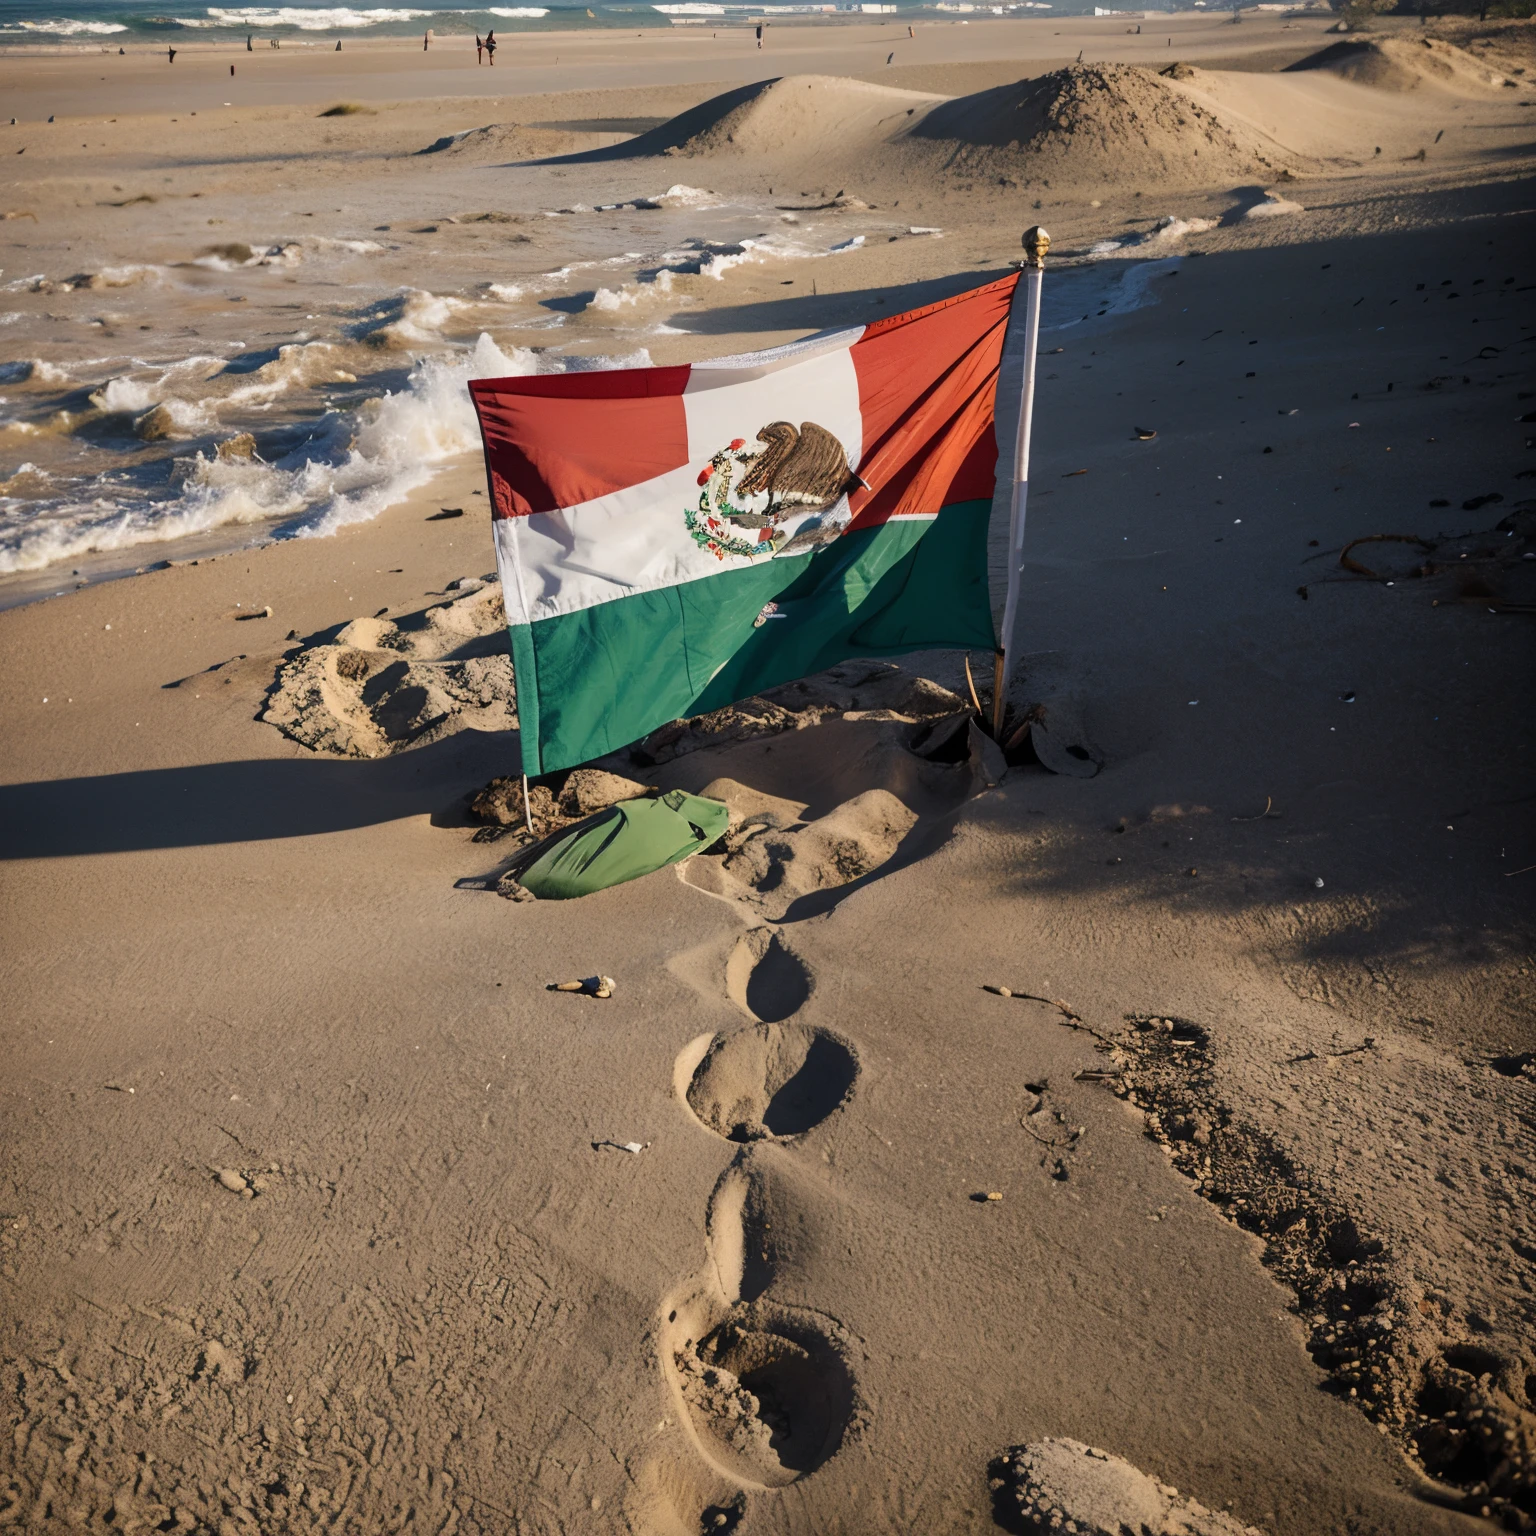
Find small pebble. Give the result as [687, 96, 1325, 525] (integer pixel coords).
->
[215, 1168, 246, 1193]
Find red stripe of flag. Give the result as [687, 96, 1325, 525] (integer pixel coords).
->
[471, 365, 691, 520]
[851, 271, 1016, 527]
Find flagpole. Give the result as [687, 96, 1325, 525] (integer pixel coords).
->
[992, 225, 1050, 739]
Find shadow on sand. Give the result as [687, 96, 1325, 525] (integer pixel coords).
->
[518, 80, 780, 165]
[659, 267, 1017, 338]
[0, 730, 520, 860]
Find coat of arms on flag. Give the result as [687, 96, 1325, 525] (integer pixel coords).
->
[469, 270, 1020, 776]
[688, 420, 865, 561]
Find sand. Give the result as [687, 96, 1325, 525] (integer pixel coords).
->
[2, 13, 1534, 1536]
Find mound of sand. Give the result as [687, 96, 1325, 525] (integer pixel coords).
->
[418, 122, 625, 160]
[993, 1438, 1263, 1536]
[1286, 36, 1515, 95]
[260, 578, 515, 757]
[551, 75, 945, 163]
[907, 65, 1285, 189]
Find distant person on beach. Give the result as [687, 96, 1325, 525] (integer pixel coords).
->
[423, 29, 430, 49]
[167, 46, 175, 62]
[246, 34, 252, 49]
[485, 29, 497, 63]
[755, 22, 763, 48]
[476, 33, 484, 63]
[335, 38, 341, 49]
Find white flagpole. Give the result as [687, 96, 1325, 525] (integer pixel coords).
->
[993, 225, 1050, 739]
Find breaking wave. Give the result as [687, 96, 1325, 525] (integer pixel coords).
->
[2, 17, 128, 33]
[356, 288, 478, 348]
[581, 229, 859, 313]
[0, 359, 73, 387]
[87, 356, 226, 416]
[177, 7, 433, 29]
[0, 335, 652, 574]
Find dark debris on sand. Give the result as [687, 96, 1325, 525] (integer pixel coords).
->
[1108, 1018, 1536, 1530]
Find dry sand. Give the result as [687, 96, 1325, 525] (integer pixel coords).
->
[1, 14, 1534, 1536]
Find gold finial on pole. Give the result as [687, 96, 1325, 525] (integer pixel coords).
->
[1021, 226, 1050, 270]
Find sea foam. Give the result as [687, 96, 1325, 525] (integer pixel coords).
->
[3, 17, 127, 33]
[0, 335, 650, 574]
[181, 7, 434, 30]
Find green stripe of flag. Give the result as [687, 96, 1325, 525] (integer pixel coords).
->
[511, 499, 995, 775]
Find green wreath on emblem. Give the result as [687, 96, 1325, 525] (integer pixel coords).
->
[685, 440, 784, 562]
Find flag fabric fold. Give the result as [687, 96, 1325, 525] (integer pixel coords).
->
[470, 270, 1018, 776]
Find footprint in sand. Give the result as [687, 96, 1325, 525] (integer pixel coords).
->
[665, 1291, 858, 1489]
[662, 1154, 859, 1490]
[724, 927, 810, 1024]
[682, 1018, 859, 1144]
[652, 935, 863, 1508]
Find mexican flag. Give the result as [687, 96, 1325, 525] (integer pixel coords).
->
[469, 270, 1018, 776]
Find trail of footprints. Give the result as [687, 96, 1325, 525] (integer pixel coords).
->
[661, 929, 863, 1504]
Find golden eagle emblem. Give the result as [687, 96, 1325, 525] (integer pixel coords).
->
[687, 420, 865, 562]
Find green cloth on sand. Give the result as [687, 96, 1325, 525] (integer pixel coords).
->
[516, 790, 729, 900]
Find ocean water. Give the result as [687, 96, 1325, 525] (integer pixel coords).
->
[0, 0, 1098, 47]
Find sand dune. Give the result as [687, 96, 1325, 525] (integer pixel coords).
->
[551, 74, 945, 164]
[653, 74, 944, 159]
[907, 63, 1295, 188]
[1286, 35, 1520, 96]
[540, 47, 1529, 192]
[1161, 51, 1524, 168]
